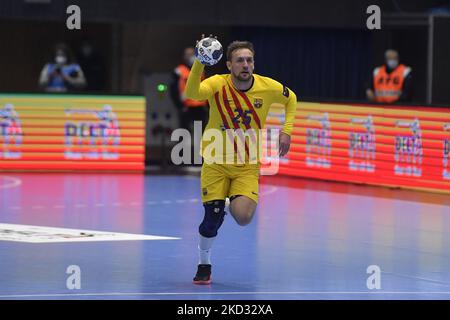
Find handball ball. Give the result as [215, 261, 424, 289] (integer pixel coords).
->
[195, 37, 223, 66]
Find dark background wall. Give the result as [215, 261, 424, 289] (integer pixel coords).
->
[0, 0, 449, 105]
[0, 20, 112, 92]
[0, 0, 446, 25]
[232, 27, 373, 101]
[433, 16, 450, 105]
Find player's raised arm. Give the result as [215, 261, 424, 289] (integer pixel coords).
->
[185, 35, 223, 101]
[184, 59, 213, 101]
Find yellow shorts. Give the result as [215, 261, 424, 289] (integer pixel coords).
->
[200, 163, 260, 204]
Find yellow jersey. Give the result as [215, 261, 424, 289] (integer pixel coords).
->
[185, 59, 297, 164]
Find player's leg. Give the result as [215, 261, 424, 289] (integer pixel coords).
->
[194, 163, 230, 285]
[228, 164, 260, 226]
[229, 195, 257, 226]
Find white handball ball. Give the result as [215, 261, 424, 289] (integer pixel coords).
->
[195, 37, 223, 66]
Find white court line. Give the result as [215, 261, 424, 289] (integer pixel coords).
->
[3, 187, 277, 212]
[0, 223, 180, 243]
[0, 176, 22, 190]
[1, 291, 450, 298]
[259, 186, 278, 196]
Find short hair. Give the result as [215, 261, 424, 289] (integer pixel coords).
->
[385, 49, 399, 58]
[226, 41, 255, 61]
[53, 43, 75, 63]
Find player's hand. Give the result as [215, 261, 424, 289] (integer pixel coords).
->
[279, 132, 291, 157]
[195, 34, 218, 66]
[195, 34, 217, 45]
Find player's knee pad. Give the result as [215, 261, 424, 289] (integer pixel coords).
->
[199, 199, 226, 238]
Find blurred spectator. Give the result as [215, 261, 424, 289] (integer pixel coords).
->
[77, 39, 106, 91]
[366, 49, 412, 104]
[171, 47, 208, 132]
[39, 43, 86, 92]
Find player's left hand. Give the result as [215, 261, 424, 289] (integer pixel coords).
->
[279, 132, 291, 157]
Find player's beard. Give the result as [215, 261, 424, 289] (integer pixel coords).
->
[234, 70, 252, 82]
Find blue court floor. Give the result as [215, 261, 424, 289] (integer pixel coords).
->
[1, 173, 450, 300]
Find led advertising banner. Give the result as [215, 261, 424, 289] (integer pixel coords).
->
[0, 94, 145, 171]
[265, 102, 450, 194]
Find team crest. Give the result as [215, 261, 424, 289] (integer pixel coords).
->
[253, 98, 263, 108]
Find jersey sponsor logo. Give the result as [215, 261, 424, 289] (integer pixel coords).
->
[282, 85, 289, 98]
[253, 98, 263, 108]
[202, 187, 208, 196]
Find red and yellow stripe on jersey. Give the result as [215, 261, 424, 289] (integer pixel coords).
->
[185, 59, 297, 164]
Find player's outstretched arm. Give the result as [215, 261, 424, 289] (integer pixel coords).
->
[185, 34, 220, 101]
[185, 59, 212, 101]
[279, 89, 297, 156]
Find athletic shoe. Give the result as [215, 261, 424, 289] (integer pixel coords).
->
[193, 264, 212, 285]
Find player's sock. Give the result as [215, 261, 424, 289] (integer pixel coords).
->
[198, 234, 215, 265]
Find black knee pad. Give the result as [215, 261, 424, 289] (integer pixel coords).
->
[199, 199, 226, 238]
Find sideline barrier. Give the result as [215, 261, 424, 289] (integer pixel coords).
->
[0, 94, 145, 171]
[265, 102, 450, 194]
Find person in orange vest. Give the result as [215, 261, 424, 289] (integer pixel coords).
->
[172, 47, 208, 132]
[366, 49, 412, 104]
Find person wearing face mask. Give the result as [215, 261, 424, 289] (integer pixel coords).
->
[172, 47, 208, 132]
[366, 49, 412, 104]
[39, 44, 86, 92]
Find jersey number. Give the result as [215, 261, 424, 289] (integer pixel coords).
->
[232, 109, 252, 126]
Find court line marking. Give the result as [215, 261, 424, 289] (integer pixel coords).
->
[0, 176, 22, 190]
[1, 291, 450, 298]
[0, 223, 181, 243]
[259, 186, 278, 196]
[6, 187, 278, 211]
